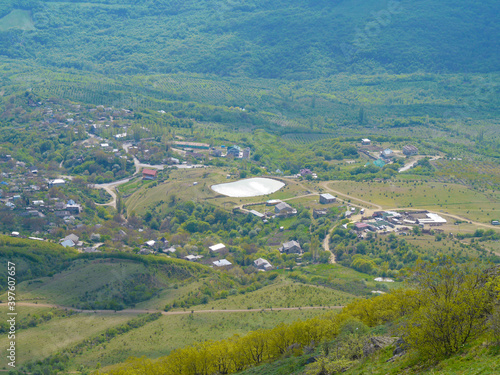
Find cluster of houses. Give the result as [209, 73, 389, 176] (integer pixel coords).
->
[246, 193, 338, 222]
[175, 241, 274, 271]
[360, 138, 420, 168]
[210, 145, 251, 159]
[0, 164, 83, 225]
[351, 210, 447, 236]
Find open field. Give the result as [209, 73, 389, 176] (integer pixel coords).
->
[84, 308, 335, 371]
[184, 279, 356, 311]
[13, 259, 148, 306]
[0, 310, 132, 368]
[282, 264, 402, 294]
[0, 9, 35, 31]
[405, 236, 487, 259]
[326, 179, 500, 224]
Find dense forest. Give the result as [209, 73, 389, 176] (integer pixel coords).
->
[0, 0, 499, 78]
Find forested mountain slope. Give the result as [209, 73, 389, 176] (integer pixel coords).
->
[0, 0, 498, 78]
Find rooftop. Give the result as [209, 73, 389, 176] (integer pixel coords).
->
[213, 259, 232, 267]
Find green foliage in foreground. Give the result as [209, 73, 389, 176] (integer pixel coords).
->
[100, 259, 500, 375]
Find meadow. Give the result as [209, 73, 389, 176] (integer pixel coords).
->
[183, 279, 356, 311]
[83, 308, 335, 371]
[0, 307, 133, 368]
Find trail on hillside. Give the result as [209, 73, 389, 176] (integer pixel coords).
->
[0, 303, 344, 315]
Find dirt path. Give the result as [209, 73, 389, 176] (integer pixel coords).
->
[1, 302, 344, 315]
[322, 231, 336, 264]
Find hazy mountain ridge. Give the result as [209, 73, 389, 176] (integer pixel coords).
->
[0, 0, 498, 78]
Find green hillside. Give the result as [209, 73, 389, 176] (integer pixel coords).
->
[0, 0, 498, 77]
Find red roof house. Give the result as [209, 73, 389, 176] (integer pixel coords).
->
[142, 169, 158, 180]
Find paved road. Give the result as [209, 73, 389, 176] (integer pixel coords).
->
[0, 302, 344, 315]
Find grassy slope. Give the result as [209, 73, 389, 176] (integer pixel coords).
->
[92, 309, 334, 371]
[174, 279, 356, 311]
[14, 259, 148, 305]
[343, 339, 500, 375]
[0, 306, 132, 368]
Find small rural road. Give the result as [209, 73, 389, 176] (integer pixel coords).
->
[319, 181, 382, 210]
[1, 303, 344, 315]
[322, 232, 336, 264]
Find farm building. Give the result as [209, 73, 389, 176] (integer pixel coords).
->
[361, 138, 371, 145]
[254, 258, 273, 271]
[354, 222, 370, 231]
[209, 243, 228, 254]
[381, 149, 394, 159]
[266, 199, 282, 206]
[313, 209, 327, 219]
[142, 169, 158, 180]
[185, 255, 203, 262]
[173, 141, 210, 150]
[415, 213, 447, 226]
[319, 193, 336, 204]
[403, 145, 419, 156]
[48, 179, 66, 188]
[275, 202, 297, 217]
[280, 240, 302, 254]
[249, 209, 265, 219]
[61, 239, 75, 248]
[213, 259, 232, 269]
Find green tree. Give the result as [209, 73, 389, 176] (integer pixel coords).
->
[401, 259, 498, 359]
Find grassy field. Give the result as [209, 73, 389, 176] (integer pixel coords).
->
[183, 279, 356, 311]
[85, 308, 336, 371]
[281, 263, 402, 295]
[0, 309, 132, 369]
[326, 179, 500, 223]
[14, 259, 149, 306]
[0, 9, 35, 31]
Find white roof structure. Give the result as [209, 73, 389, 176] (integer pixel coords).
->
[254, 258, 273, 270]
[61, 239, 75, 248]
[145, 240, 156, 247]
[320, 193, 336, 200]
[213, 259, 232, 267]
[50, 179, 66, 185]
[417, 213, 447, 224]
[249, 210, 265, 218]
[209, 243, 226, 252]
